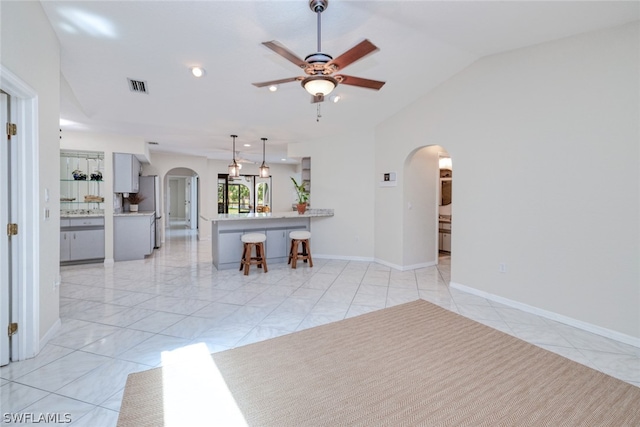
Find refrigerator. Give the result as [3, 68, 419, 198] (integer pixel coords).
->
[138, 175, 162, 248]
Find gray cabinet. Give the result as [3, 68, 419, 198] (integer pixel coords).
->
[218, 231, 245, 265]
[60, 217, 105, 264]
[266, 229, 288, 259]
[113, 153, 141, 193]
[114, 213, 154, 261]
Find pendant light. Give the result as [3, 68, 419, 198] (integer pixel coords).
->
[259, 137, 270, 178]
[228, 135, 240, 178]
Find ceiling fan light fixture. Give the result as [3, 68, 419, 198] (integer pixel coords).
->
[190, 66, 206, 77]
[302, 75, 337, 96]
[259, 137, 270, 178]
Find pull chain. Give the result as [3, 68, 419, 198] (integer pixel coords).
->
[316, 103, 322, 122]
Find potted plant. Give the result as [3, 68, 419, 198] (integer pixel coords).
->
[127, 192, 146, 212]
[290, 177, 309, 214]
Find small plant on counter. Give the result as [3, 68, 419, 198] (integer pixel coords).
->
[127, 193, 146, 212]
[291, 177, 309, 214]
[127, 193, 146, 204]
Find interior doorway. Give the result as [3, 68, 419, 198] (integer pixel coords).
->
[166, 170, 199, 230]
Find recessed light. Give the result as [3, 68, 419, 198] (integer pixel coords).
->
[330, 94, 341, 103]
[281, 158, 287, 161]
[190, 66, 206, 77]
[269, 85, 278, 92]
[243, 144, 251, 147]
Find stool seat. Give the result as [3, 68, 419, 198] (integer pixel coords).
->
[289, 230, 311, 240]
[239, 233, 267, 275]
[288, 231, 313, 269]
[242, 233, 266, 243]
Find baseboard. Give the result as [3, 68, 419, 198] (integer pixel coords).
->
[36, 317, 62, 358]
[313, 254, 374, 263]
[450, 281, 640, 349]
[374, 258, 437, 272]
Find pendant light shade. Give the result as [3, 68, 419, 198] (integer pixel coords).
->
[259, 137, 270, 178]
[301, 75, 337, 96]
[228, 135, 240, 178]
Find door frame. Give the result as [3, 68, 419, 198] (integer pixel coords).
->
[1, 64, 41, 361]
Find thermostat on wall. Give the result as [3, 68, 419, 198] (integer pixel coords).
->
[380, 172, 397, 187]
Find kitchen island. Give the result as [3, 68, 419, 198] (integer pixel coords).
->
[208, 209, 334, 270]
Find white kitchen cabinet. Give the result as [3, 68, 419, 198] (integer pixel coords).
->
[113, 153, 141, 193]
[440, 232, 451, 253]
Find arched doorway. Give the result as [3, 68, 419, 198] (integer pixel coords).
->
[165, 168, 199, 231]
[403, 145, 453, 270]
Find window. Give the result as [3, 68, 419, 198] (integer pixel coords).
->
[218, 174, 272, 214]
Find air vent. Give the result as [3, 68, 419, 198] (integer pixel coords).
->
[127, 78, 149, 94]
[147, 141, 159, 145]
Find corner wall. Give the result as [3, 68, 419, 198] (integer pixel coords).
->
[289, 129, 376, 260]
[1, 1, 61, 345]
[375, 22, 640, 339]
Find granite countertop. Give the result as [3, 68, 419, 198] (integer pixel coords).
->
[113, 211, 155, 217]
[61, 213, 105, 218]
[205, 209, 334, 222]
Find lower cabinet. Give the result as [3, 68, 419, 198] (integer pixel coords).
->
[114, 213, 155, 261]
[218, 231, 245, 265]
[439, 232, 451, 253]
[266, 229, 288, 260]
[60, 217, 105, 264]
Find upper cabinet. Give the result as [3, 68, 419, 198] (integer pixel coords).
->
[113, 153, 141, 193]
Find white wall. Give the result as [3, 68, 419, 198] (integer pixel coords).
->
[1, 1, 61, 343]
[375, 23, 639, 339]
[289, 129, 376, 260]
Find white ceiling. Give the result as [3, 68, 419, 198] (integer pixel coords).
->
[42, 1, 639, 164]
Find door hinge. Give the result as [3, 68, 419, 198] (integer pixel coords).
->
[8, 323, 18, 337]
[7, 223, 18, 236]
[6, 122, 17, 137]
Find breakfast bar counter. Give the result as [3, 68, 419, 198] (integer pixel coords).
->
[207, 209, 333, 270]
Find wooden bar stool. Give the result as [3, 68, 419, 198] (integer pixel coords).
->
[239, 233, 268, 275]
[288, 230, 313, 269]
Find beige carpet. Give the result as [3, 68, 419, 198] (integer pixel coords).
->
[118, 300, 640, 426]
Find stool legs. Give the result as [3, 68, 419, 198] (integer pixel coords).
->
[288, 238, 313, 269]
[240, 242, 268, 275]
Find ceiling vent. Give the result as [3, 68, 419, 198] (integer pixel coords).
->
[127, 78, 149, 94]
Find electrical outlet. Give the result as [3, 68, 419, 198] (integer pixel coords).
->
[499, 263, 507, 273]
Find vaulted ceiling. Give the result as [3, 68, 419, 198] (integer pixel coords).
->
[42, 1, 639, 163]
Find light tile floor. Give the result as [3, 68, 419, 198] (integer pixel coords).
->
[1, 226, 639, 425]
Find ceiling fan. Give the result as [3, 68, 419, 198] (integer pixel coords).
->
[252, 0, 385, 103]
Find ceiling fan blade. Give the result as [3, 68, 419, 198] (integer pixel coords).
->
[252, 77, 301, 88]
[336, 75, 385, 90]
[310, 94, 325, 104]
[327, 39, 379, 70]
[262, 41, 307, 68]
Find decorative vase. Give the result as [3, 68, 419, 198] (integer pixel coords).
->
[296, 203, 307, 214]
[130, 204, 139, 212]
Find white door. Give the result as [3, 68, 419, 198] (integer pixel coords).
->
[1, 91, 12, 366]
